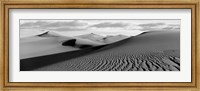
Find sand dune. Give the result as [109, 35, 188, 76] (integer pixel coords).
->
[20, 29, 49, 38]
[25, 30, 180, 71]
[20, 37, 80, 59]
[58, 36, 104, 46]
[20, 31, 106, 59]
[38, 31, 105, 46]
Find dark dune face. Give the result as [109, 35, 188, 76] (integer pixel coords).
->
[30, 31, 180, 71]
[62, 39, 96, 49]
[78, 45, 93, 49]
[62, 39, 76, 46]
[37, 31, 49, 37]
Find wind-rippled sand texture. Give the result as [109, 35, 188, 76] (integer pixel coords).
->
[33, 31, 180, 71]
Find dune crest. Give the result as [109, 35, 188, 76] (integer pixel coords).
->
[75, 33, 130, 44]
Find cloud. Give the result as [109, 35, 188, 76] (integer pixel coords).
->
[137, 23, 167, 31]
[52, 27, 86, 31]
[162, 27, 174, 30]
[168, 24, 180, 27]
[90, 22, 128, 28]
[20, 21, 48, 28]
[42, 20, 87, 27]
[138, 23, 165, 28]
[20, 20, 180, 32]
[20, 20, 88, 29]
[162, 24, 180, 30]
[174, 27, 180, 29]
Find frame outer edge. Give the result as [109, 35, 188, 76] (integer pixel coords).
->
[0, 1, 199, 90]
[1, 1, 200, 5]
[0, 0, 3, 90]
[1, 0, 5, 89]
[197, 1, 200, 90]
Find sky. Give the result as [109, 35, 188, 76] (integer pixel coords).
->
[20, 19, 180, 38]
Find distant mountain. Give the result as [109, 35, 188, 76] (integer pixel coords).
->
[104, 34, 130, 44]
[37, 31, 63, 37]
[75, 33, 105, 43]
[20, 29, 49, 38]
[76, 33, 130, 44]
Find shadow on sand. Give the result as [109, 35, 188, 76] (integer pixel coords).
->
[20, 45, 107, 71]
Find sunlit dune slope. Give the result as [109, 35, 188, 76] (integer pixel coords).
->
[20, 31, 108, 59]
[20, 37, 79, 59]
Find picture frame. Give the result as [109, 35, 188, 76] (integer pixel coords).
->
[0, 0, 199, 91]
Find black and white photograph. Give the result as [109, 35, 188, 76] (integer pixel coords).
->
[20, 19, 180, 71]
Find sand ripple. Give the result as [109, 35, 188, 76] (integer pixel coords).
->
[34, 51, 180, 71]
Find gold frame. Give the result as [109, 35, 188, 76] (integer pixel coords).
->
[0, 0, 199, 91]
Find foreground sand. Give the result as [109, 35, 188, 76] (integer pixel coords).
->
[22, 30, 180, 71]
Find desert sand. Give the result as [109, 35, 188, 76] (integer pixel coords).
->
[21, 30, 180, 71]
[20, 31, 106, 59]
[20, 31, 129, 59]
[20, 37, 80, 59]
